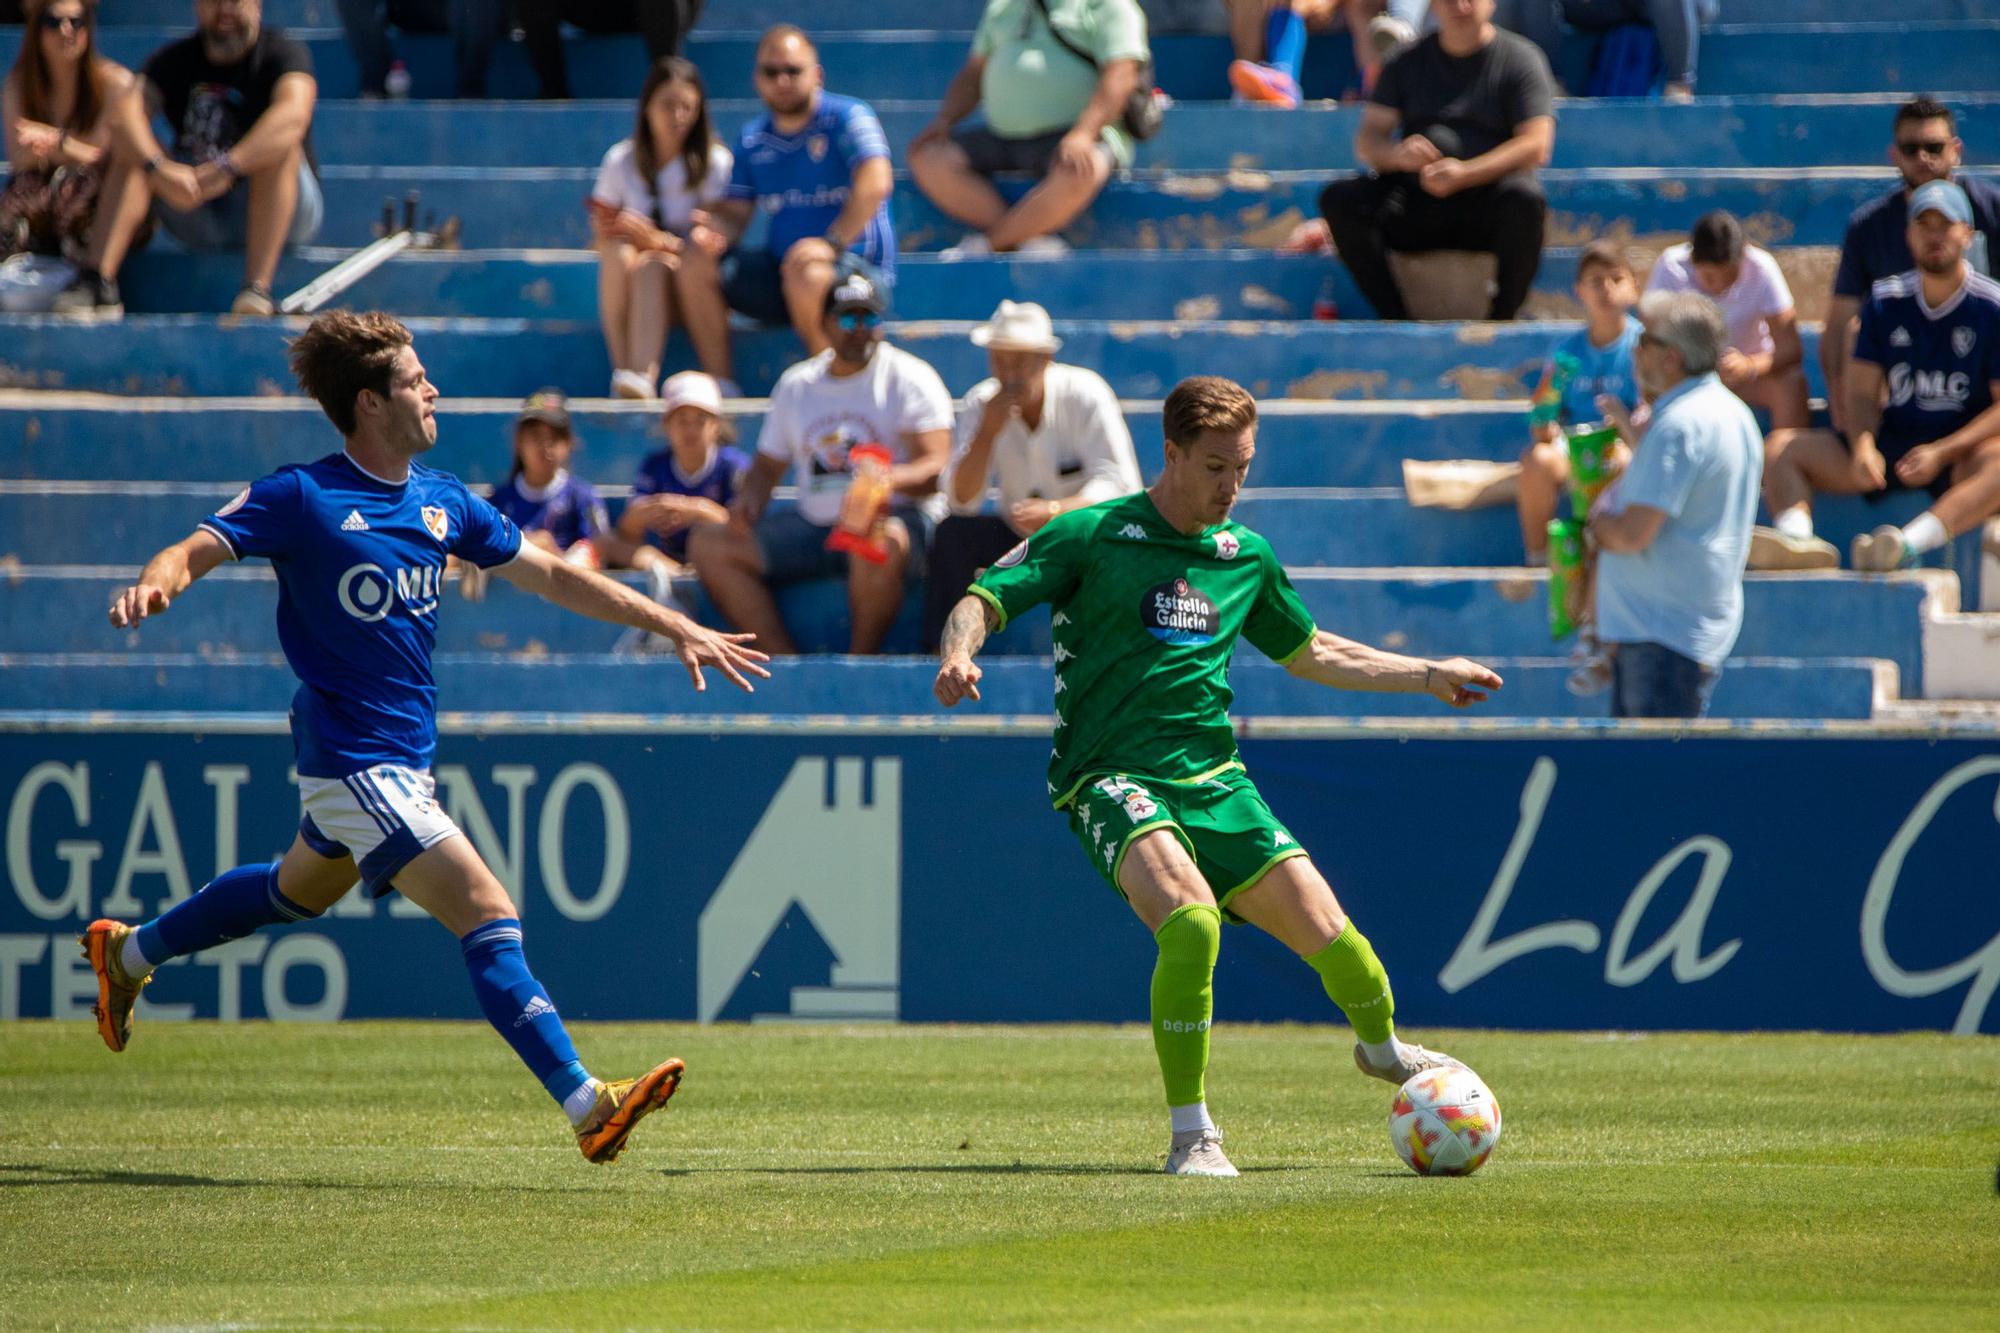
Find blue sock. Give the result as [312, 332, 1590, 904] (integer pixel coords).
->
[1264, 7, 1306, 83]
[134, 862, 318, 966]
[460, 919, 591, 1105]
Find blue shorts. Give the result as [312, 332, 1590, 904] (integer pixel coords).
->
[156, 160, 324, 252]
[756, 506, 933, 584]
[723, 248, 886, 326]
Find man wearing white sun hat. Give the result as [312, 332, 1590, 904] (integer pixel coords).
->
[922, 300, 1142, 650]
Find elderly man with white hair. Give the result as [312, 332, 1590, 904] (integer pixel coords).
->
[1588, 288, 1762, 719]
[920, 300, 1143, 650]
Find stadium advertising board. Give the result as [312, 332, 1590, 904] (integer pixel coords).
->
[2, 723, 1996, 1035]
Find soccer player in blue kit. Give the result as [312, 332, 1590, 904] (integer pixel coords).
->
[81, 312, 770, 1164]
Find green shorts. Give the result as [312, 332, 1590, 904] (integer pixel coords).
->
[1065, 766, 1306, 923]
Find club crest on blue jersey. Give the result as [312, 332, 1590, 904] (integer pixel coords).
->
[421, 505, 449, 542]
[1142, 577, 1219, 646]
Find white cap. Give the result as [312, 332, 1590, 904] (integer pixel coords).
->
[659, 370, 724, 418]
[970, 300, 1062, 352]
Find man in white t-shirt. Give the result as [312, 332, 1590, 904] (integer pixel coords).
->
[1645, 210, 1809, 429]
[689, 271, 953, 654]
[920, 301, 1143, 649]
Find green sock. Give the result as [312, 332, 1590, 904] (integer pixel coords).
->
[1306, 919, 1396, 1044]
[1151, 903, 1221, 1109]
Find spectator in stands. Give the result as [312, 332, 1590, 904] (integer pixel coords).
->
[909, 0, 1147, 257]
[1515, 239, 1643, 563]
[1645, 211, 1807, 431]
[1495, 0, 1715, 99]
[1762, 182, 2000, 574]
[922, 300, 1143, 649]
[589, 57, 735, 400]
[710, 25, 895, 357]
[1226, 0, 1417, 107]
[519, 1, 704, 99]
[3, 0, 148, 313]
[1590, 290, 1761, 719]
[619, 370, 749, 573]
[335, 0, 499, 98]
[487, 389, 613, 562]
[57, 0, 320, 318]
[1822, 97, 2000, 439]
[689, 270, 952, 655]
[1316, 0, 1555, 322]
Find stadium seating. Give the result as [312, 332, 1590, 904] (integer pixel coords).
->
[5, 1, 2000, 721]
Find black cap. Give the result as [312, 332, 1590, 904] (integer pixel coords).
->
[824, 269, 888, 317]
[516, 387, 572, 434]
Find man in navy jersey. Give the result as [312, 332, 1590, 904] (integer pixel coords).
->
[711, 24, 896, 356]
[81, 311, 769, 1164]
[1764, 181, 2000, 571]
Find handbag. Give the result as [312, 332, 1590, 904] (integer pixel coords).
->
[1029, 0, 1164, 141]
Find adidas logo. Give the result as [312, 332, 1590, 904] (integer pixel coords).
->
[1890, 327, 1912, 347]
[1119, 523, 1148, 540]
[513, 996, 555, 1028]
[340, 510, 370, 532]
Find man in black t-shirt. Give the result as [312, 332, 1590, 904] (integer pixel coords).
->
[1317, 0, 1556, 321]
[1821, 97, 2000, 436]
[53, 0, 320, 318]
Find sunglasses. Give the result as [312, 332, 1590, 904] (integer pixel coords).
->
[39, 12, 85, 32]
[1898, 139, 1951, 157]
[759, 63, 807, 79]
[834, 310, 881, 331]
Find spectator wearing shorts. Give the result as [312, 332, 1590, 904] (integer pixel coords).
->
[710, 25, 895, 357]
[689, 271, 953, 655]
[1645, 211, 1808, 430]
[909, 0, 1148, 257]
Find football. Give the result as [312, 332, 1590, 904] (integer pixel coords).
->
[1389, 1065, 1502, 1177]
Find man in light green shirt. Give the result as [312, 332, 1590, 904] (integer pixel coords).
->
[909, 0, 1148, 255]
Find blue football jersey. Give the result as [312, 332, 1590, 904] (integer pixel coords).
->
[632, 446, 748, 560]
[201, 451, 522, 779]
[1540, 316, 1643, 429]
[487, 471, 607, 551]
[727, 92, 896, 279]
[1852, 269, 2000, 449]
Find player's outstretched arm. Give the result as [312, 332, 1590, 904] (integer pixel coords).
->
[1284, 630, 1503, 709]
[109, 529, 233, 629]
[934, 594, 999, 707]
[493, 540, 771, 694]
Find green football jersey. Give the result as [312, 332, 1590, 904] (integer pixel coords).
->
[968, 492, 1318, 807]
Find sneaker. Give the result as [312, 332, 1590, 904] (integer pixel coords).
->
[1013, 235, 1071, 260]
[229, 284, 276, 317]
[1165, 1127, 1239, 1177]
[48, 269, 122, 320]
[76, 920, 150, 1052]
[1367, 14, 1418, 63]
[1353, 1040, 1465, 1086]
[940, 233, 994, 259]
[1850, 523, 1912, 573]
[1228, 59, 1300, 109]
[1748, 526, 1839, 571]
[610, 368, 656, 400]
[574, 1057, 684, 1164]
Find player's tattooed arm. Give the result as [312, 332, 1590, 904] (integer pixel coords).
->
[934, 595, 999, 707]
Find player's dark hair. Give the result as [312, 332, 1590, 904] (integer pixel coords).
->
[1576, 239, 1633, 281]
[288, 311, 414, 437]
[1688, 210, 1745, 267]
[1162, 376, 1257, 449]
[633, 56, 715, 199]
[1895, 96, 1955, 134]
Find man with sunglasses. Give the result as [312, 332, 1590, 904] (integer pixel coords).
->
[710, 25, 895, 358]
[1822, 98, 2000, 436]
[690, 270, 953, 654]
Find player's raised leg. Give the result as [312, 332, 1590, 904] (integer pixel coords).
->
[1113, 824, 1235, 1178]
[1229, 855, 1463, 1083]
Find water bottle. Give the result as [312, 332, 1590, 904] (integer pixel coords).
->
[385, 60, 412, 99]
[1312, 273, 1339, 321]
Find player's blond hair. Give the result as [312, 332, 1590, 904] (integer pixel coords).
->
[288, 311, 414, 437]
[1162, 376, 1257, 448]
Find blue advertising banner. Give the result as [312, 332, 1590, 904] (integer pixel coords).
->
[2, 720, 1996, 1035]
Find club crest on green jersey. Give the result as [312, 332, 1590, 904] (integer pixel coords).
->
[1143, 577, 1218, 646]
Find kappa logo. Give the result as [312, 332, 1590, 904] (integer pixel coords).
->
[340, 510, 370, 532]
[421, 505, 449, 543]
[995, 540, 1028, 569]
[1213, 530, 1240, 560]
[1053, 642, 1075, 663]
[1890, 326, 1913, 347]
[513, 995, 555, 1028]
[1119, 523, 1148, 540]
[1052, 611, 1071, 627]
[1955, 326, 1977, 358]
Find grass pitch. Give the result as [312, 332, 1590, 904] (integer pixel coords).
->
[2, 1023, 1997, 1331]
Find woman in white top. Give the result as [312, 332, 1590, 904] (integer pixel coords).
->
[589, 56, 735, 400]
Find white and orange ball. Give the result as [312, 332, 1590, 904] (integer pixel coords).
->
[1388, 1065, 1501, 1177]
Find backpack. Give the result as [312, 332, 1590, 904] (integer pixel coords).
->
[1030, 0, 1165, 141]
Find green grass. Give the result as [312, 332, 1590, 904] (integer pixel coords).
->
[2, 1023, 1997, 1331]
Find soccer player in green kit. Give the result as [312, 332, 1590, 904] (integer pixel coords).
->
[933, 376, 1505, 1177]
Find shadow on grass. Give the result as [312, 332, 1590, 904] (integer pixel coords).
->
[0, 1161, 605, 1195]
[657, 1163, 1314, 1178]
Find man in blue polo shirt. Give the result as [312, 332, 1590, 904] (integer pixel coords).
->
[1766, 181, 2000, 571]
[712, 24, 897, 357]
